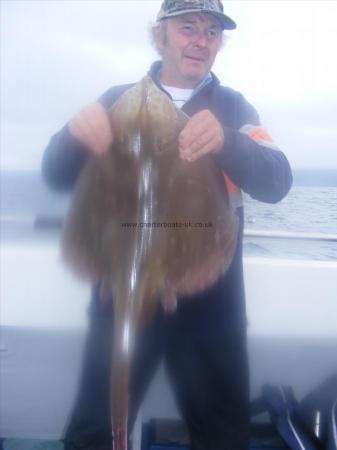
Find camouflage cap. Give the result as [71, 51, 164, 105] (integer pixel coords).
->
[157, 0, 236, 30]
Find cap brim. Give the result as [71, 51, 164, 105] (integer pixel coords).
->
[158, 8, 236, 30]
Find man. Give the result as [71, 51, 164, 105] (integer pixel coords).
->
[42, 1, 292, 449]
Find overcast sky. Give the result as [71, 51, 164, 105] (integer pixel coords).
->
[1, 0, 337, 170]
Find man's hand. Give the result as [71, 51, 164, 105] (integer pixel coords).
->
[179, 110, 225, 162]
[68, 102, 113, 155]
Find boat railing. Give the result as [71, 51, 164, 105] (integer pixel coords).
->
[244, 229, 337, 242]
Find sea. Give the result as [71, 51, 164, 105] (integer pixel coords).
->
[1, 169, 337, 261]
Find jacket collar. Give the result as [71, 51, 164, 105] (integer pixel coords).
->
[147, 61, 220, 99]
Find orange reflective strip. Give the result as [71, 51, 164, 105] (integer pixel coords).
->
[221, 125, 275, 197]
[246, 127, 273, 143]
[223, 173, 240, 193]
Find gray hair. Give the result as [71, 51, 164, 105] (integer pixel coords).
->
[149, 20, 168, 56]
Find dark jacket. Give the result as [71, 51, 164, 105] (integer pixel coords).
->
[42, 61, 292, 335]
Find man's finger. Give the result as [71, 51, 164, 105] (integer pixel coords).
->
[82, 105, 112, 152]
[69, 103, 113, 155]
[179, 127, 214, 155]
[179, 112, 218, 148]
[71, 118, 103, 155]
[180, 133, 223, 162]
[89, 103, 113, 145]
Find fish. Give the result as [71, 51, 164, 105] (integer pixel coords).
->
[61, 75, 238, 450]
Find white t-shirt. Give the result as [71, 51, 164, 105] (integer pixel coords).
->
[161, 85, 194, 109]
[161, 73, 212, 109]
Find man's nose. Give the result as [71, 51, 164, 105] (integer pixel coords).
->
[192, 31, 207, 47]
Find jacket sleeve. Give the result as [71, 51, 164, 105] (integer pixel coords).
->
[41, 124, 89, 191]
[213, 92, 293, 204]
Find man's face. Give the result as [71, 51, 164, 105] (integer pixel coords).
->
[156, 13, 223, 89]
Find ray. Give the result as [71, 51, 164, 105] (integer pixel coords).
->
[61, 76, 238, 450]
